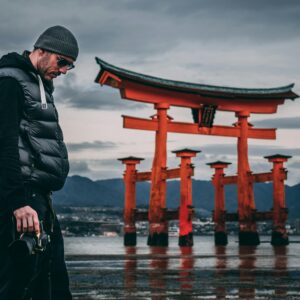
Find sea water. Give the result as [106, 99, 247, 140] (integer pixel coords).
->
[65, 236, 300, 299]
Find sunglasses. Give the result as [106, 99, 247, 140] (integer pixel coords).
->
[56, 56, 75, 70]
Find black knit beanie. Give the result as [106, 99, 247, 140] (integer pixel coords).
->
[34, 25, 79, 61]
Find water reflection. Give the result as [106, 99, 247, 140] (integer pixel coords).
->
[149, 247, 168, 300]
[214, 245, 289, 299]
[274, 246, 288, 297]
[239, 246, 257, 299]
[123, 246, 197, 299]
[124, 246, 137, 298]
[121, 239, 292, 300]
[215, 246, 227, 299]
[179, 247, 194, 293]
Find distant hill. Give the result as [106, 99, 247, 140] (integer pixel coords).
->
[53, 175, 300, 220]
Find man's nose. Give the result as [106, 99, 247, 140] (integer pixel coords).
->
[59, 66, 68, 74]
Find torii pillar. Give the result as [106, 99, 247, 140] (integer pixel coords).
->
[207, 161, 232, 246]
[172, 149, 200, 246]
[118, 156, 144, 246]
[236, 111, 260, 246]
[148, 103, 170, 246]
[265, 154, 291, 246]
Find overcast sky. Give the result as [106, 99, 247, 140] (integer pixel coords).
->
[1, 0, 300, 185]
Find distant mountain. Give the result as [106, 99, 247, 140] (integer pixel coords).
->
[53, 175, 300, 220]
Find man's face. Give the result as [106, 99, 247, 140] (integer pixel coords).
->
[37, 51, 74, 81]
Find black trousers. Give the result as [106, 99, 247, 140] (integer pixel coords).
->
[0, 191, 72, 300]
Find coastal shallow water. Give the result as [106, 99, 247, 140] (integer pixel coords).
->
[65, 236, 300, 299]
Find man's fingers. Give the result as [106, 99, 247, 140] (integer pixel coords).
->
[27, 216, 34, 232]
[33, 214, 40, 234]
[16, 218, 22, 232]
[13, 206, 40, 233]
[22, 217, 28, 232]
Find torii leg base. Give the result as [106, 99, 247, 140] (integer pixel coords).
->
[179, 232, 193, 247]
[239, 231, 260, 246]
[214, 231, 228, 246]
[271, 231, 289, 246]
[147, 233, 169, 246]
[124, 232, 137, 246]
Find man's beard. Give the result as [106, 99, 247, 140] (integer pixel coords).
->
[37, 54, 56, 81]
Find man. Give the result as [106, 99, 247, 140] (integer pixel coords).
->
[0, 25, 78, 299]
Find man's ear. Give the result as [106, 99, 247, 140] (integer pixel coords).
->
[35, 48, 46, 57]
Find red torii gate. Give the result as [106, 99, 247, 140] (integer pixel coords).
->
[95, 58, 298, 246]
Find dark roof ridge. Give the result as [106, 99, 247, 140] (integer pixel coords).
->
[95, 57, 298, 99]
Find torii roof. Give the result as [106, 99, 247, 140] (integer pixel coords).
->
[95, 57, 298, 100]
[95, 58, 299, 114]
[206, 161, 232, 166]
[264, 154, 292, 159]
[172, 148, 201, 154]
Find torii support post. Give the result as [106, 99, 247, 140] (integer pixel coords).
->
[173, 149, 200, 246]
[265, 154, 291, 246]
[118, 156, 144, 246]
[207, 161, 232, 246]
[236, 111, 260, 246]
[148, 103, 170, 246]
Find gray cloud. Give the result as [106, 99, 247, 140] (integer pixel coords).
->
[200, 144, 300, 157]
[1, 1, 300, 97]
[78, 159, 127, 168]
[69, 160, 90, 173]
[79, 0, 300, 53]
[252, 117, 300, 129]
[68, 158, 124, 179]
[67, 140, 117, 152]
[1, 0, 300, 59]
[289, 161, 300, 169]
[55, 73, 147, 110]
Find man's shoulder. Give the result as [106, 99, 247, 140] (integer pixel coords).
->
[0, 76, 24, 103]
[0, 67, 35, 93]
[0, 66, 31, 78]
[0, 76, 23, 89]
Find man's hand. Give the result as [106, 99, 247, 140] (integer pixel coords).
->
[13, 206, 40, 234]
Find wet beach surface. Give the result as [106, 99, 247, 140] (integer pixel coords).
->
[65, 236, 300, 299]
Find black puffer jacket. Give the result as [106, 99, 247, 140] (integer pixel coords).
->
[0, 52, 69, 201]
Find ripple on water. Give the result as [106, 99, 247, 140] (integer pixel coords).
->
[66, 236, 300, 299]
